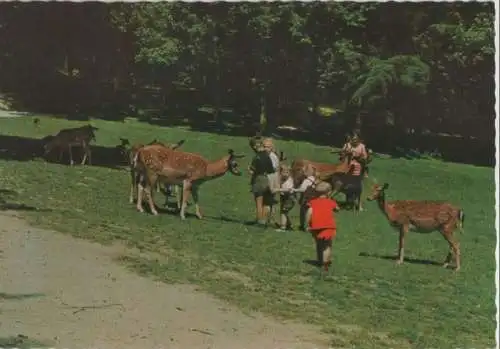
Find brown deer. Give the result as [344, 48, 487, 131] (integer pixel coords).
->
[367, 183, 465, 271]
[291, 150, 352, 188]
[134, 145, 245, 219]
[117, 138, 185, 207]
[43, 124, 98, 165]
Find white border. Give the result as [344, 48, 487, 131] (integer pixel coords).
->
[495, 0, 499, 347]
[1, 1, 499, 348]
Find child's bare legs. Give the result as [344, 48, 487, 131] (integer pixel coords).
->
[315, 237, 333, 271]
[322, 242, 332, 271]
[254, 195, 264, 223]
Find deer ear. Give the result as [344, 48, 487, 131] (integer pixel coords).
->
[382, 183, 389, 190]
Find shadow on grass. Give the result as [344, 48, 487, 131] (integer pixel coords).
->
[0, 188, 51, 212]
[303, 259, 322, 268]
[0, 335, 52, 349]
[0, 134, 128, 170]
[358, 252, 442, 266]
[0, 292, 45, 300]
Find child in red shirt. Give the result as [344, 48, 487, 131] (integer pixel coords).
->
[305, 181, 339, 272]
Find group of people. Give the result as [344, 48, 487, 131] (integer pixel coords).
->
[247, 132, 370, 272]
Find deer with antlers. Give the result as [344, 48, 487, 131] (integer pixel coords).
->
[367, 182, 465, 271]
[43, 124, 98, 165]
[117, 138, 185, 208]
[133, 145, 245, 219]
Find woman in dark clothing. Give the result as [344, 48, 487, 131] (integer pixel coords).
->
[248, 139, 275, 225]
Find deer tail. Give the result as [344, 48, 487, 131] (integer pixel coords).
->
[458, 209, 465, 233]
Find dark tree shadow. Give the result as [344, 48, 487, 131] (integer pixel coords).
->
[0, 188, 51, 212]
[358, 252, 442, 266]
[0, 292, 45, 300]
[0, 134, 129, 170]
[302, 259, 322, 268]
[0, 335, 52, 349]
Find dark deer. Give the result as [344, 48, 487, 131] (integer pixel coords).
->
[367, 183, 465, 271]
[43, 124, 98, 165]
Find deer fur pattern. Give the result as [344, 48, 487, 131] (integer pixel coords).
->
[118, 138, 185, 208]
[133, 144, 244, 219]
[367, 182, 464, 271]
[291, 150, 352, 188]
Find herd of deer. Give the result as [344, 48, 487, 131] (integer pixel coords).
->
[39, 123, 465, 272]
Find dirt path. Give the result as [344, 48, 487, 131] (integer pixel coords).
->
[0, 212, 330, 349]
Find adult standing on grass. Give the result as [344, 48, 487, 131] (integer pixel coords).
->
[305, 181, 339, 272]
[342, 132, 369, 178]
[248, 139, 275, 226]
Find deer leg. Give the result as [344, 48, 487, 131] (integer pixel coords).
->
[176, 185, 182, 210]
[129, 168, 136, 204]
[191, 185, 202, 219]
[81, 142, 88, 165]
[145, 178, 158, 216]
[180, 180, 192, 220]
[136, 180, 145, 213]
[442, 228, 460, 271]
[396, 225, 408, 265]
[68, 145, 74, 166]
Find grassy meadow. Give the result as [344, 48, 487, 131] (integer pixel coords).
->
[0, 116, 496, 349]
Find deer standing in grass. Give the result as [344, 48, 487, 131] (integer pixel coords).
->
[291, 149, 352, 187]
[367, 183, 465, 271]
[43, 124, 98, 165]
[133, 144, 244, 219]
[117, 138, 185, 208]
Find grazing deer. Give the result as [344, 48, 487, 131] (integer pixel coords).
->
[367, 183, 465, 271]
[43, 124, 98, 165]
[134, 145, 245, 219]
[117, 138, 185, 208]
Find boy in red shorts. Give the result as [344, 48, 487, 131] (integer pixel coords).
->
[305, 181, 339, 272]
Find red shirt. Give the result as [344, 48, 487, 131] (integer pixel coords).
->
[308, 197, 337, 230]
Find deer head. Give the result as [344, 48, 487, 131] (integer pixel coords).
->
[227, 149, 245, 176]
[367, 182, 389, 201]
[338, 149, 353, 163]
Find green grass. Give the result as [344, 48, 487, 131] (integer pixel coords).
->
[0, 116, 496, 349]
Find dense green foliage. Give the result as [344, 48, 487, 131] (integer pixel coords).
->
[0, 117, 496, 348]
[0, 2, 495, 164]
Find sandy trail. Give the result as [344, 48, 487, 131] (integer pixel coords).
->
[0, 212, 330, 349]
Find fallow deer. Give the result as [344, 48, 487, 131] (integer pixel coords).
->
[367, 182, 465, 271]
[43, 124, 98, 165]
[117, 138, 185, 208]
[133, 145, 244, 219]
[291, 150, 352, 188]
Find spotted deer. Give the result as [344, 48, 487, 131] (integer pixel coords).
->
[43, 124, 98, 165]
[117, 138, 185, 208]
[367, 183, 465, 271]
[291, 150, 352, 188]
[133, 145, 244, 219]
